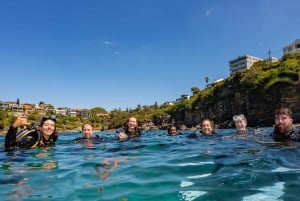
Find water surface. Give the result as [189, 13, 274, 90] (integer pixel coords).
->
[1, 128, 300, 201]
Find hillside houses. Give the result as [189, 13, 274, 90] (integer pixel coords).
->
[0, 101, 103, 119]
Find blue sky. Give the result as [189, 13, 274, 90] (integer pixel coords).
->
[1, 0, 300, 111]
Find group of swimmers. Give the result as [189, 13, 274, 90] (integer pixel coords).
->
[163, 105, 300, 144]
[3, 105, 300, 151]
[4, 116, 142, 151]
[167, 115, 246, 137]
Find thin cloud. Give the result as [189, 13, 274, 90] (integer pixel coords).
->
[205, 6, 219, 16]
[114, 51, 120, 55]
[104, 41, 113, 46]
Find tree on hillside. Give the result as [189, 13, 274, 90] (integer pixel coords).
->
[191, 87, 200, 96]
[205, 76, 209, 87]
[91, 107, 106, 113]
[136, 104, 142, 111]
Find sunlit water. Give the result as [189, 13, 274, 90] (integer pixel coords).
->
[1, 128, 300, 201]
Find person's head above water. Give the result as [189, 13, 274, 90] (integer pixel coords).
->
[81, 122, 94, 139]
[200, 118, 215, 135]
[233, 114, 247, 133]
[167, 126, 178, 135]
[117, 116, 141, 140]
[39, 115, 57, 142]
[271, 105, 300, 142]
[274, 106, 293, 134]
[126, 117, 138, 131]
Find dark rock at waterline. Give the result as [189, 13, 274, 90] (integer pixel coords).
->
[178, 80, 300, 128]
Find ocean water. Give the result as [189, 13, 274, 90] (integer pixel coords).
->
[1, 128, 300, 201]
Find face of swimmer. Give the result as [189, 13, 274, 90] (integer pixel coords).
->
[82, 123, 94, 139]
[234, 119, 247, 132]
[233, 114, 247, 133]
[168, 126, 177, 135]
[201, 119, 214, 135]
[40, 119, 56, 140]
[127, 117, 138, 131]
[274, 108, 293, 134]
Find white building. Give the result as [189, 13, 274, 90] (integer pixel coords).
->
[55, 108, 68, 116]
[229, 54, 263, 75]
[181, 94, 190, 100]
[162, 101, 175, 106]
[264, 56, 279, 62]
[283, 39, 300, 55]
[207, 78, 224, 88]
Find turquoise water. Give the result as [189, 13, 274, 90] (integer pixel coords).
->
[1, 128, 300, 201]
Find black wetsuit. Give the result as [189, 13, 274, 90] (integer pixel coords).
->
[5, 125, 57, 151]
[272, 125, 300, 141]
[116, 126, 142, 140]
[187, 131, 217, 138]
[125, 128, 141, 138]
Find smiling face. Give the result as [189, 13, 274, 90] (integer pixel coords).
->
[235, 119, 247, 132]
[168, 126, 177, 135]
[40, 119, 56, 140]
[82, 123, 93, 139]
[233, 114, 247, 134]
[275, 114, 293, 133]
[201, 119, 213, 135]
[127, 117, 138, 130]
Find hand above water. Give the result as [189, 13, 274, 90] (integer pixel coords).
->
[13, 116, 30, 128]
[117, 132, 128, 141]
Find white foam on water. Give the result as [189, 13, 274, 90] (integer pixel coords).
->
[180, 180, 194, 187]
[178, 190, 207, 201]
[187, 173, 212, 179]
[242, 182, 285, 201]
[177, 161, 215, 166]
[271, 167, 299, 173]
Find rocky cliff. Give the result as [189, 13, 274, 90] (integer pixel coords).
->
[181, 73, 300, 128]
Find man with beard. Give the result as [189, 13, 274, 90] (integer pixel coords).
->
[272, 106, 300, 141]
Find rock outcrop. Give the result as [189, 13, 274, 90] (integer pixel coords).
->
[180, 77, 300, 128]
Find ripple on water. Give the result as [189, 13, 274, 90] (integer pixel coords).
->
[1, 129, 300, 201]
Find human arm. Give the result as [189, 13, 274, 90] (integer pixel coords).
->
[5, 125, 18, 150]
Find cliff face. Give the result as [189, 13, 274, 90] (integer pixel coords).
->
[183, 82, 300, 127]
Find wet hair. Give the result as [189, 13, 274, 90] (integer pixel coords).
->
[233, 114, 247, 122]
[124, 117, 141, 138]
[82, 121, 93, 130]
[167, 126, 177, 134]
[275, 106, 292, 117]
[200, 118, 216, 134]
[40, 115, 57, 126]
[201, 118, 214, 128]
